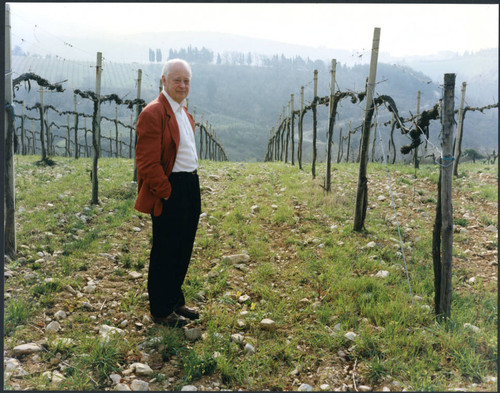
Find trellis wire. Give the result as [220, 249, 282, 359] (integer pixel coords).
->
[374, 102, 414, 303]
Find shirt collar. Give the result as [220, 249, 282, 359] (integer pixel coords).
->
[162, 89, 185, 113]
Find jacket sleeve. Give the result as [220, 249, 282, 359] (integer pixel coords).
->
[135, 107, 172, 199]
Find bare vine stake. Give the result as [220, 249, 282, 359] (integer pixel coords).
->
[371, 120, 377, 162]
[21, 101, 26, 154]
[299, 86, 304, 169]
[114, 107, 119, 158]
[91, 52, 103, 205]
[413, 90, 421, 169]
[438, 73, 456, 320]
[133, 69, 142, 181]
[74, 94, 79, 159]
[326, 59, 337, 192]
[205, 120, 209, 159]
[281, 107, 286, 161]
[337, 128, 343, 164]
[285, 104, 290, 163]
[290, 94, 295, 165]
[389, 113, 396, 164]
[346, 121, 352, 163]
[312, 69, 318, 179]
[452, 82, 467, 177]
[39, 89, 47, 161]
[66, 114, 70, 156]
[353, 27, 381, 232]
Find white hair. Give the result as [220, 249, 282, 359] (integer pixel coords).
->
[161, 59, 192, 78]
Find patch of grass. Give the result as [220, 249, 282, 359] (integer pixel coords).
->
[4, 297, 33, 336]
[180, 349, 217, 383]
[77, 334, 129, 383]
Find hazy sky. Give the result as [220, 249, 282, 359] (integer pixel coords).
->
[7, 2, 499, 58]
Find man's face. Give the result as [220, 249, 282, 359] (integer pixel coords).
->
[162, 63, 190, 104]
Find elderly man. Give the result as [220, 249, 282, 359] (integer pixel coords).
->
[134, 59, 200, 327]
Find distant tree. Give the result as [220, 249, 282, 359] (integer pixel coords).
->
[247, 52, 252, 66]
[216, 53, 222, 65]
[156, 49, 162, 63]
[200, 47, 214, 64]
[149, 48, 155, 62]
[464, 148, 485, 163]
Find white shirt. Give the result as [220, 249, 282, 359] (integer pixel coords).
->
[163, 90, 198, 172]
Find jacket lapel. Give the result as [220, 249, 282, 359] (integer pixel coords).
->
[159, 93, 180, 147]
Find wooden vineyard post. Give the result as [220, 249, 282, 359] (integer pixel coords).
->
[21, 101, 25, 155]
[437, 73, 456, 320]
[4, 3, 16, 257]
[299, 86, 304, 170]
[115, 106, 119, 158]
[371, 120, 377, 162]
[337, 128, 343, 164]
[453, 82, 467, 177]
[346, 121, 352, 163]
[414, 90, 421, 169]
[39, 88, 47, 161]
[326, 59, 337, 192]
[290, 94, 295, 165]
[133, 69, 142, 182]
[312, 69, 318, 179]
[129, 112, 133, 159]
[389, 113, 396, 164]
[205, 120, 209, 159]
[91, 51, 102, 205]
[353, 27, 381, 232]
[199, 113, 204, 159]
[66, 114, 71, 156]
[285, 104, 290, 164]
[74, 94, 79, 159]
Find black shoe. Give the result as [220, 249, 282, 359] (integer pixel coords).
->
[153, 312, 189, 327]
[176, 305, 200, 320]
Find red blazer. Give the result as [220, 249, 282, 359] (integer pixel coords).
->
[134, 93, 195, 216]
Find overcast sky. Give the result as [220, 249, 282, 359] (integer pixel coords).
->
[7, 2, 499, 58]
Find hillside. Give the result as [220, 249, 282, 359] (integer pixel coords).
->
[4, 156, 498, 391]
[11, 52, 498, 162]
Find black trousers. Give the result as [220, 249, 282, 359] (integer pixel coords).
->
[148, 171, 201, 317]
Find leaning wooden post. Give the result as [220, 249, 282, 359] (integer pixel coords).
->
[353, 27, 381, 232]
[91, 51, 102, 205]
[312, 69, 318, 179]
[439, 73, 456, 320]
[4, 3, 16, 257]
[133, 68, 142, 181]
[452, 82, 467, 177]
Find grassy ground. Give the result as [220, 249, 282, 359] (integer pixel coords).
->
[4, 155, 498, 391]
